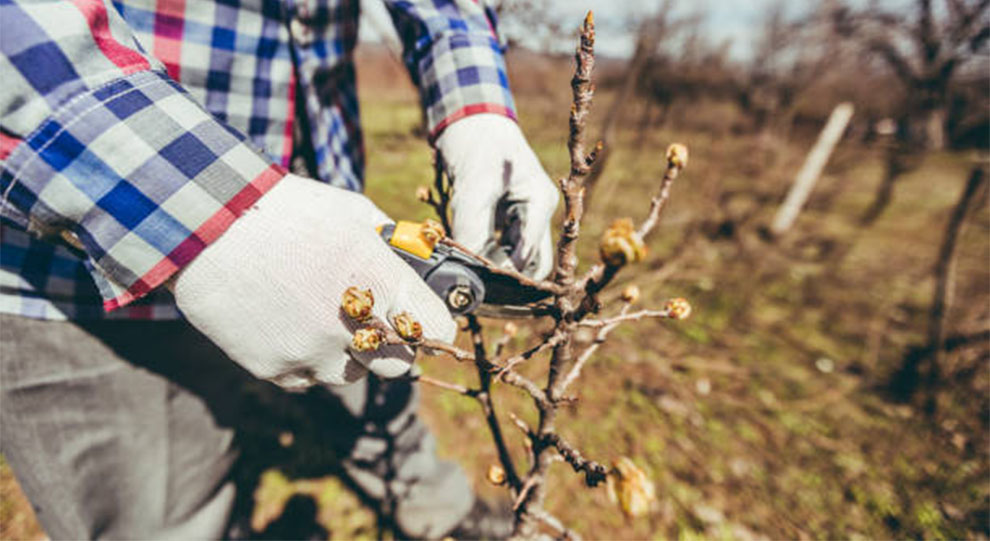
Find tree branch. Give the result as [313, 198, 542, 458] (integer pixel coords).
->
[573, 145, 687, 321]
[543, 432, 609, 487]
[552, 11, 597, 287]
[559, 304, 632, 394]
[467, 315, 523, 491]
[415, 374, 475, 396]
[439, 236, 565, 296]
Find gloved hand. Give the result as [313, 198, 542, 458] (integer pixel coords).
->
[436, 114, 560, 280]
[170, 174, 456, 388]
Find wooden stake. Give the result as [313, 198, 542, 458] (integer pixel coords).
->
[771, 102, 854, 235]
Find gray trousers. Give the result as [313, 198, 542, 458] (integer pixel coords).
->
[0, 315, 472, 540]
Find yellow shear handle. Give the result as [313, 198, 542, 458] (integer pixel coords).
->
[377, 221, 436, 260]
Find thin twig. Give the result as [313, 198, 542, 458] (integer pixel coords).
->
[496, 330, 567, 374]
[362, 315, 477, 362]
[492, 331, 513, 359]
[513, 476, 540, 511]
[508, 411, 537, 468]
[500, 368, 552, 410]
[532, 509, 583, 541]
[381, 329, 477, 362]
[559, 304, 633, 393]
[578, 308, 673, 328]
[508, 411, 535, 438]
[416, 374, 475, 396]
[573, 148, 687, 321]
[636, 149, 686, 239]
[381, 325, 546, 403]
[467, 315, 523, 491]
[543, 433, 609, 488]
[439, 236, 564, 296]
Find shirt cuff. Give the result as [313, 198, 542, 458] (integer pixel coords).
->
[419, 32, 517, 140]
[0, 70, 287, 311]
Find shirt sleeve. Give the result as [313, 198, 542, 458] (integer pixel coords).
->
[383, 0, 516, 139]
[0, 0, 286, 311]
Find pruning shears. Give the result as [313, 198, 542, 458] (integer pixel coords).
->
[378, 221, 551, 318]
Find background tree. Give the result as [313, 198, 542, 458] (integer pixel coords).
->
[831, 0, 990, 149]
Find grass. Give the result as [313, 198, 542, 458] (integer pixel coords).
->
[1, 52, 987, 540]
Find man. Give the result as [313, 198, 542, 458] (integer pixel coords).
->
[0, 0, 559, 538]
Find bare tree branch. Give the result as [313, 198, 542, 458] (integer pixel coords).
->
[389, 12, 692, 537]
[543, 432, 609, 487]
[439, 236, 565, 296]
[467, 315, 524, 491]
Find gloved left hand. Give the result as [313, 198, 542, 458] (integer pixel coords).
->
[436, 114, 560, 280]
[169, 174, 456, 388]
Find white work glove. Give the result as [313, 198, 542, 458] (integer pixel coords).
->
[170, 174, 456, 388]
[436, 114, 560, 280]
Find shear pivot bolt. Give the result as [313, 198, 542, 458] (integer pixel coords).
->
[447, 286, 474, 311]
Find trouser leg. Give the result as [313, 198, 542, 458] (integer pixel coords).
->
[0, 315, 240, 540]
[0, 314, 474, 539]
[319, 375, 474, 538]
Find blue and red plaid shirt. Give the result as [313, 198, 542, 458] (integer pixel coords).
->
[0, 0, 515, 320]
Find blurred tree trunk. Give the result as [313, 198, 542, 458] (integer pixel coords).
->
[920, 166, 986, 414]
[921, 106, 947, 150]
[859, 130, 919, 225]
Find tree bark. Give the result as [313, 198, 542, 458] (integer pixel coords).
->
[922, 106, 948, 150]
[921, 166, 987, 414]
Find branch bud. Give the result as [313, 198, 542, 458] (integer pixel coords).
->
[392, 312, 423, 341]
[606, 457, 656, 518]
[486, 464, 507, 486]
[663, 297, 692, 320]
[620, 285, 641, 304]
[501, 322, 519, 339]
[415, 185, 432, 202]
[599, 218, 647, 267]
[585, 140, 604, 167]
[582, 11, 595, 45]
[666, 143, 689, 169]
[352, 327, 384, 352]
[342, 287, 374, 321]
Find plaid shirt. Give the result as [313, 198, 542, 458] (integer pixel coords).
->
[1, 0, 515, 320]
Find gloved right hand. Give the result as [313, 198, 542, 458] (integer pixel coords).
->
[169, 174, 456, 388]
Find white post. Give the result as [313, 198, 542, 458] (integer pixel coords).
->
[771, 102, 855, 235]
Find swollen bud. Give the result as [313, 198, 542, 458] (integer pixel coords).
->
[342, 287, 374, 321]
[665, 143, 689, 169]
[416, 186, 432, 202]
[503, 322, 519, 338]
[663, 297, 692, 320]
[599, 218, 647, 267]
[487, 464, 507, 486]
[606, 457, 656, 519]
[352, 328, 384, 352]
[392, 312, 423, 341]
[620, 285, 641, 304]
